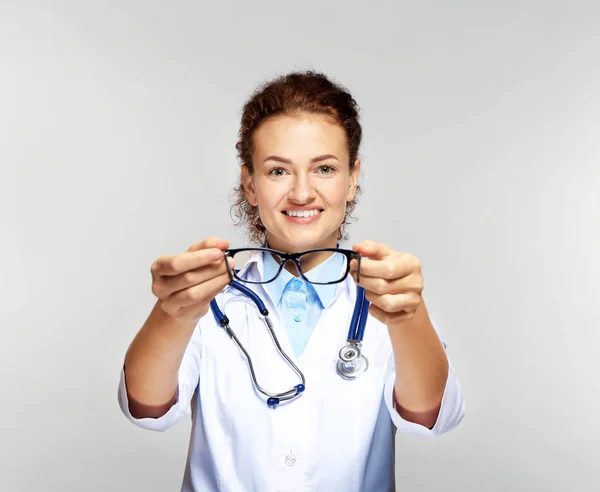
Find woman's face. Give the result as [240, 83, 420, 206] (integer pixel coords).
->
[242, 113, 360, 253]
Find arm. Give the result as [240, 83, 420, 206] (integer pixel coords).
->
[124, 301, 197, 418]
[119, 237, 232, 420]
[387, 301, 448, 428]
[351, 240, 463, 430]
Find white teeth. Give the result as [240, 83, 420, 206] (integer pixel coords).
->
[285, 210, 321, 217]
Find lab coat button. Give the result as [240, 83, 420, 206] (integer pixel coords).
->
[285, 452, 297, 466]
[294, 315, 302, 322]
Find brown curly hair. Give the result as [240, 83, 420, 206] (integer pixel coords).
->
[230, 70, 363, 246]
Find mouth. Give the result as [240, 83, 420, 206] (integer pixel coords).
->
[282, 209, 324, 218]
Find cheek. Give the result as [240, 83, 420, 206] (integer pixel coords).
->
[255, 180, 286, 210]
[321, 180, 350, 206]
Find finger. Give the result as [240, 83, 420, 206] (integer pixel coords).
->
[351, 254, 419, 280]
[154, 257, 235, 299]
[152, 248, 226, 277]
[187, 237, 230, 253]
[364, 291, 420, 314]
[351, 240, 395, 260]
[352, 271, 423, 295]
[161, 270, 232, 312]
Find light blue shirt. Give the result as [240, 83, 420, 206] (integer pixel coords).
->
[262, 251, 344, 357]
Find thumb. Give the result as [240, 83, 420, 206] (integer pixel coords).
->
[187, 237, 230, 253]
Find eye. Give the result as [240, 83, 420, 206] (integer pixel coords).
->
[268, 167, 288, 177]
[317, 165, 336, 174]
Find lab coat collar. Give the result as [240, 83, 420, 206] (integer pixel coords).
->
[220, 249, 263, 297]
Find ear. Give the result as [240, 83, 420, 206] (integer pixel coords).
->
[241, 165, 258, 206]
[346, 158, 361, 202]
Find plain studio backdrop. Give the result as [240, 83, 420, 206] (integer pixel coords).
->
[1, 1, 599, 491]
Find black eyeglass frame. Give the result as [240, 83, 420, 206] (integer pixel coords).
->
[223, 247, 362, 285]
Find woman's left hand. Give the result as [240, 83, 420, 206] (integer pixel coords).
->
[350, 240, 424, 329]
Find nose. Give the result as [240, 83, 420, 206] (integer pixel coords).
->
[288, 173, 316, 203]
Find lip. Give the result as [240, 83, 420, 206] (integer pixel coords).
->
[281, 208, 323, 224]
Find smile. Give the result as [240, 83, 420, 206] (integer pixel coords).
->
[282, 209, 323, 218]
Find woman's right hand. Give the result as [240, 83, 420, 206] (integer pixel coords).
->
[150, 237, 234, 325]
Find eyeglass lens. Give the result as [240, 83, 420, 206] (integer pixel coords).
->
[229, 249, 350, 285]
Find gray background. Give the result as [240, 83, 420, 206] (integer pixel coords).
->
[1, 1, 599, 491]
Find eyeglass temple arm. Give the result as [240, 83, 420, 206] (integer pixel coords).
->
[223, 251, 234, 282]
[355, 254, 362, 284]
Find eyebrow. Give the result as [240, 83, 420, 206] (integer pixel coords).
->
[263, 154, 340, 165]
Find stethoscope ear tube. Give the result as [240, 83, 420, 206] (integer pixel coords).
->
[211, 283, 306, 407]
[348, 286, 370, 342]
[210, 299, 229, 332]
[228, 281, 269, 316]
[356, 289, 370, 341]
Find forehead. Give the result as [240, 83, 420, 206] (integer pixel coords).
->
[252, 113, 349, 160]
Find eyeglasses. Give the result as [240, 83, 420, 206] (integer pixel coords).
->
[224, 247, 362, 285]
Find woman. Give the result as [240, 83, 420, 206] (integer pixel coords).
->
[118, 71, 465, 491]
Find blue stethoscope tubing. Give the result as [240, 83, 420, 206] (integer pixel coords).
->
[210, 281, 370, 406]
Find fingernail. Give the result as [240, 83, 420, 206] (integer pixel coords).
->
[211, 250, 221, 260]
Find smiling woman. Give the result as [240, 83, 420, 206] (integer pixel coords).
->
[240, 112, 360, 253]
[118, 70, 465, 492]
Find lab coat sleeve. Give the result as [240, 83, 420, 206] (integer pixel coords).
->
[383, 318, 466, 436]
[117, 321, 203, 432]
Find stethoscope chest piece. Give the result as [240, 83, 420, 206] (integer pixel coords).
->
[336, 343, 369, 380]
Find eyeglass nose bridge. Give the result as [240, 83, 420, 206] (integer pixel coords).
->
[282, 256, 303, 276]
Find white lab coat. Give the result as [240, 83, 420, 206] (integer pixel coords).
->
[118, 251, 465, 491]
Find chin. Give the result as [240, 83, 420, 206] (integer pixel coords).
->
[269, 229, 339, 252]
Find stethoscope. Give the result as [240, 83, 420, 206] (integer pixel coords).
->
[209, 280, 370, 407]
